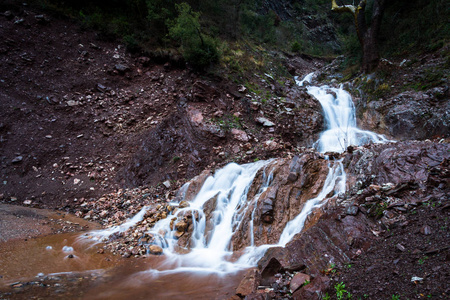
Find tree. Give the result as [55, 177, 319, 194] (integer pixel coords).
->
[168, 3, 220, 69]
[331, 0, 386, 73]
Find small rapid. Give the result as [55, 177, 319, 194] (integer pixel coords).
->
[144, 160, 274, 273]
[79, 72, 389, 278]
[278, 159, 346, 245]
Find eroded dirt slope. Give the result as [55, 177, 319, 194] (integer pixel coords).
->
[0, 4, 323, 209]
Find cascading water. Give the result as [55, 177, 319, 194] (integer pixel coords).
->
[278, 160, 346, 245]
[81, 72, 389, 277]
[299, 73, 389, 153]
[144, 160, 275, 273]
[277, 73, 388, 244]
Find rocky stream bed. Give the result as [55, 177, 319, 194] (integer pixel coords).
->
[0, 3, 449, 300]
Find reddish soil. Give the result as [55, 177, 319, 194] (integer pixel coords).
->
[1, 3, 318, 210]
[326, 200, 449, 300]
[0, 5, 306, 209]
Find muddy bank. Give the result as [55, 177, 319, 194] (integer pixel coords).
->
[0, 204, 97, 242]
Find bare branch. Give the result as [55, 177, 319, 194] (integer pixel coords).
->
[331, 0, 356, 15]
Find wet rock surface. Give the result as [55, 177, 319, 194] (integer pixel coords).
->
[234, 139, 449, 299]
[362, 88, 449, 140]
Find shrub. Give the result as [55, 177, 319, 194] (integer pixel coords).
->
[291, 41, 302, 53]
[168, 2, 220, 68]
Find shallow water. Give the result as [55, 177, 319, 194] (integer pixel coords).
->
[83, 259, 245, 300]
[0, 206, 245, 299]
[0, 231, 122, 287]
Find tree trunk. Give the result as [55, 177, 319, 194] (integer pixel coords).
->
[360, 0, 385, 73]
[332, 0, 386, 73]
[361, 30, 379, 73]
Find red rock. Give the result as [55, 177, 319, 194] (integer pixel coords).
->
[231, 128, 249, 142]
[260, 257, 283, 286]
[420, 225, 431, 235]
[187, 107, 203, 126]
[236, 268, 260, 297]
[289, 273, 311, 293]
[148, 245, 163, 255]
[293, 276, 330, 300]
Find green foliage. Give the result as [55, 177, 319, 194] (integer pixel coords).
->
[240, 8, 276, 44]
[402, 67, 446, 91]
[214, 114, 242, 131]
[168, 3, 220, 68]
[36, 0, 449, 75]
[338, 30, 361, 69]
[418, 256, 429, 265]
[123, 34, 140, 52]
[291, 41, 302, 53]
[391, 294, 400, 300]
[335, 282, 352, 300]
[381, 0, 450, 56]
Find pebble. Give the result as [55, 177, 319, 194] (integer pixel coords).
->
[162, 180, 171, 188]
[96, 83, 107, 93]
[287, 172, 298, 183]
[148, 245, 163, 255]
[289, 273, 311, 293]
[420, 225, 431, 235]
[115, 64, 129, 73]
[256, 117, 275, 127]
[346, 205, 359, 216]
[396, 243, 406, 252]
[67, 100, 79, 106]
[381, 183, 395, 191]
[62, 246, 74, 252]
[11, 156, 23, 163]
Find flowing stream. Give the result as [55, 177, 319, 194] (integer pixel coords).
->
[79, 73, 389, 283]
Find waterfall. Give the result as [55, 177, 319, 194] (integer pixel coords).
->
[300, 72, 389, 153]
[81, 72, 389, 275]
[147, 160, 274, 273]
[276, 73, 388, 245]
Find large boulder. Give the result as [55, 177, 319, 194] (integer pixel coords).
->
[360, 88, 449, 140]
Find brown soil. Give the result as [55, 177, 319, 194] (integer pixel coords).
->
[0, 203, 97, 242]
[0, 2, 323, 212]
[326, 200, 449, 300]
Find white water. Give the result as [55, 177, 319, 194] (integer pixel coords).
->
[80, 72, 389, 275]
[83, 206, 150, 244]
[278, 159, 346, 245]
[147, 160, 276, 273]
[300, 72, 389, 153]
[295, 73, 314, 87]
